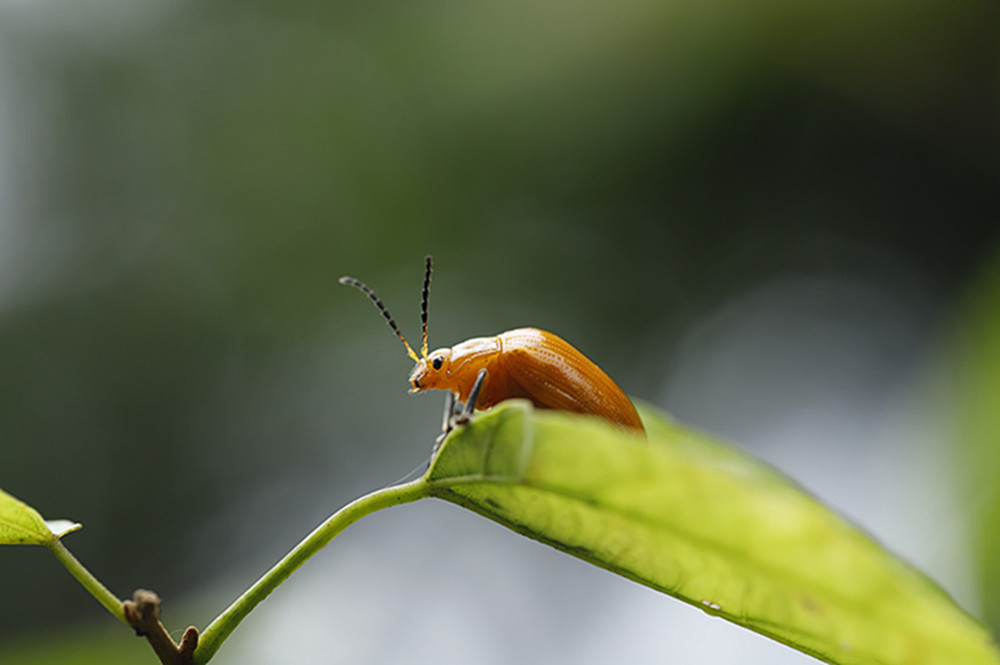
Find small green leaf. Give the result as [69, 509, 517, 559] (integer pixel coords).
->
[0, 489, 80, 545]
[0, 488, 56, 545]
[426, 400, 1000, 665]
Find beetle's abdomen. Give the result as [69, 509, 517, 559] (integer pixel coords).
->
[494, 328, 645, 434]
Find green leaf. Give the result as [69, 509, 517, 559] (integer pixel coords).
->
[426, 400, 1000, 665]
[0, 488, 80, 545]
[0, 488, 55, 545]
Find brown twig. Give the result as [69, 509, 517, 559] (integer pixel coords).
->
[123, 589, 198, 665]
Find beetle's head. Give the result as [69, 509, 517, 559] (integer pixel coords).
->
[409, 348, 451, 393]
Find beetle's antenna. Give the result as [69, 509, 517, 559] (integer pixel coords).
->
[339, 275, 421, 363]
[420, 255, 432, 359]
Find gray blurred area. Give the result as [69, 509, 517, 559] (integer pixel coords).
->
[0, 1, 998, 663]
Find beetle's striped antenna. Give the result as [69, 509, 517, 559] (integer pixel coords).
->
[339, 274, 421, 363]
[420, 255, 432, 359]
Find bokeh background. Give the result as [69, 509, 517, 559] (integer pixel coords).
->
[1, 1, 999, 663]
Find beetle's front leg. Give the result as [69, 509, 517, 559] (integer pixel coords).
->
[440, 390, 456, 435]
[434, 391, 458, 449]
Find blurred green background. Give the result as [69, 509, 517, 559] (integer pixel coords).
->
[0, 0, 998, 663]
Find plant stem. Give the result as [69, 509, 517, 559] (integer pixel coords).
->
[46, 537, 127, 624]
[193, 478, 430, 665]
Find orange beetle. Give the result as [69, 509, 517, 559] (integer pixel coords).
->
[340, 257, 645, 437]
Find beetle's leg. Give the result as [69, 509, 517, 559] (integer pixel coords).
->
[434, 390, 455, 450]
[466, 367, 487, 414]
[434, 391, 459, 450]
[435, 369, 487, 450]
[453, 368, 487, 426]
[440, 391, 455, 433]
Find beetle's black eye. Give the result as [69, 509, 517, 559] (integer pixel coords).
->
[432, 356, 443, 370]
